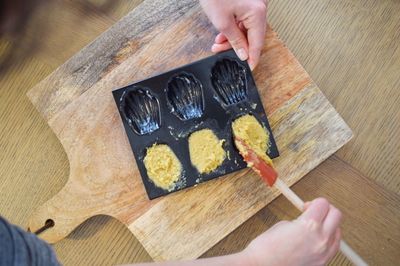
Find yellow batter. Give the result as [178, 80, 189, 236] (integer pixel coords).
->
[189, 129, 226, 174]
[143, 144, 181, 190]
[232, 114, 272, 166]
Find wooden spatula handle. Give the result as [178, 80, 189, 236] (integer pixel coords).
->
[274, 178, 305, 210]
[273, 178, 368, 266]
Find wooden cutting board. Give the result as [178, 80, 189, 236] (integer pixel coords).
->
[27, 0, 352, 261]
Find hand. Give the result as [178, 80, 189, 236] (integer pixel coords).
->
[200, 0, 268, 70]
[242, 198, 342, 266]
[131, 198, 341, 266]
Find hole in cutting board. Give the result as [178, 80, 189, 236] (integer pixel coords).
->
[33, 219, 55, 235]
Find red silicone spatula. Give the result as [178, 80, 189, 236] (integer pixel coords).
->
[234, 137, 368, 266]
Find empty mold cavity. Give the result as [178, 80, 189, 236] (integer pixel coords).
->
[143, 144, 182, 191]
[211, 58, 247, 106]
[167, 72, 204, 120]
[188, 129, 226, 174]
[120, 87, 161, 135]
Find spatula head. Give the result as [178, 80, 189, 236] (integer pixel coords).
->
[234, 137, 278, 187]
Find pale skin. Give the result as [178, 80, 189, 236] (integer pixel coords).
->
[130, 198, 342, 266]
[129, 1, 342, 265]
[0, 0, 342, 265]
[200, 0, 268, 70]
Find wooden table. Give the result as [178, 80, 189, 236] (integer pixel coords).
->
[0, 0, 399, 265]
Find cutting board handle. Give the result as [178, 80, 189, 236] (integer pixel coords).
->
[27, 179, 100, 243]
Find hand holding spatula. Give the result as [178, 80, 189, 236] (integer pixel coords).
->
[234, 137, 368, 266]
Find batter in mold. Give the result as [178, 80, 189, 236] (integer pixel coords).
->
[143, 144, 181, 190]
[189, 129, 226, 174]
[232, 114, 272, 166]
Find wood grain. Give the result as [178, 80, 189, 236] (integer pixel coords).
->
[0, 1, 150, 265]
[0, 0, 399, 265]
[27, 0, 199, 122]
[26, 0, 352, 261]
[203, 155, 400, 266]
[268, 0, 400, 194]
[130, 83, 352, 261]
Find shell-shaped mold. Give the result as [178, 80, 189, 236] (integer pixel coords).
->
[120, 87, 161, 135]
[211, 58, 247, 106]
[166, 72, 204, 120]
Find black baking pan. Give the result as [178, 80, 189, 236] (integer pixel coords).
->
[112, 49, 279, 199]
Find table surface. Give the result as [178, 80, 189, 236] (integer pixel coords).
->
[0, 0, 399, 265]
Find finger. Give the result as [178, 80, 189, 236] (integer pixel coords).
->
[220, 20, 249, 61]
[298, 198, 330, 224]
[303, 201, 311, 211]
[246, 19, 266, 70]
[243, 1, 267, 70]
[215, 33, 228, 44]
[323, 205, 343, 236]
[270, 220, 290, 230]
[211, 42, 232, 53]
[325, 228, 342, 261]
[238, 21, 245, 31]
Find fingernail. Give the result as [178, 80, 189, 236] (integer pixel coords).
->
[236, 48, 248, 61]
[249, 61, 255, 71]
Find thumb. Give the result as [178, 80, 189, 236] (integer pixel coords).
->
[221, 21, 249, 61]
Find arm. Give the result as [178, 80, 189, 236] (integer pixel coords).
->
[0, 216, 60, 265]
[134, 253, 247, 266]
[129, 198, 342, 266]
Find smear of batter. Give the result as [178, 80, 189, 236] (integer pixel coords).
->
[232, 114, 272, 166]
[189, 129, 226, 174]
[143, 144, 181, 190]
